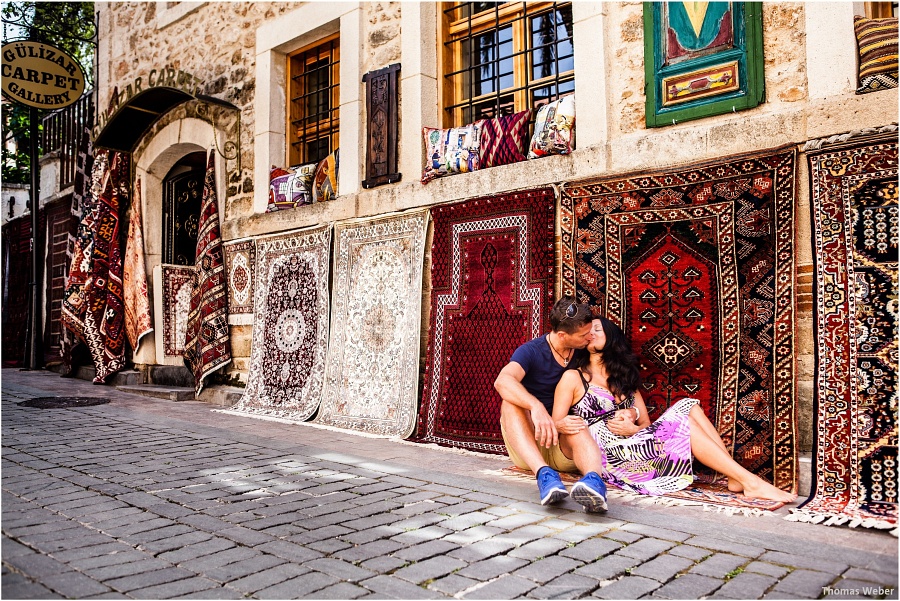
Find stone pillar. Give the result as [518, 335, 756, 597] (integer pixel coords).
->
[339, 7, 364, 197]
[572, 2, 609, 151]
[805, 3, 858, 99]
[399, 3, 439, 185]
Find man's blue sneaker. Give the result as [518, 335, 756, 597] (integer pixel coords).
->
[571, 471, 608, 512]
[536, 466, 568, 505]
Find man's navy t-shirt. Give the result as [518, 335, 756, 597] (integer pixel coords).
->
[510, 335, 584, 412]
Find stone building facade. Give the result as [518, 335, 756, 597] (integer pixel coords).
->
[68, 1, 896, 475]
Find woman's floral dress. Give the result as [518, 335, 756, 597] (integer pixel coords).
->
[571, 383, 700, 496]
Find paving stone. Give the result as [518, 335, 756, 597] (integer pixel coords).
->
[744, 561, 790, 579]
[435, 512, 495, 531]
[126, 576, 219, 599]
[652, 573, 723, 599]
[574, 554, 642, 581]
[713, 572, 778, 599]
[140, 531, 215, 554]
[620, 523, 692, 542]
[759, 550, 850, 575]
[442, 525, 503, 545]
[216, 525, 277, 546]
[360, 555, 408, 573]
[226, 563, 309, 594]
[41, 571, 111, 598]
[427, 574, 480, 596]
[3, 552, 73, 578]
[304, 557, 377, 582]
[842, 567, 898, 585]
[358, 574, 445, 599]
[690, 553, 748, 578]
[341, 525, 406, 545]
[308, 538, 353, 554]
[391, 526, 454, 545]
[312, 581, 371, 599]
[393, 539, 461, 562]
[559, 537, 623, 562]
[775, 570, 840, 598]
[828, 579, 898, 599]
[632, 554, 695, 582]
[485, 512, 546, 530]
[334, 539, 406, 563]
[526, 572, 599, 599]
[289, 524, 354, 544]
[667, 544, 713, 561]
[391, 513, 447, 531]
[105, 567, 196, 593]
[157, 537, 235, 563]
[682, 536, 765, 559]
[447, 538, 517, 562]
[461, 575, 537, 599]
[514, 555, 584, 584]
[83, 559, 172, 581]
[458, 555, 530, 581]
[509, 537, 572, 561]
[178, 547, 260, 572]
[1, 571, 63, 599]
[615, 537, 677, 561]
[593, 575, 661, 599]
[393, 555, 467, 584]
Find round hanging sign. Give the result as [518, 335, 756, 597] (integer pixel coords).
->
[1, 41, 86, 109]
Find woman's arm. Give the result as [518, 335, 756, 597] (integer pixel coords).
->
[606, 391, 651, 436]
[553, 370, 588, 435]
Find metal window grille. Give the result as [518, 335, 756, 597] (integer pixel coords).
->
[40, 92, 93, 189]
[443, 2, 574, 126]
[289, 37, 340, 166]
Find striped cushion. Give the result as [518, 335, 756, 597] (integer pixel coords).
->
[479, 109, 531, 168]
[854, 15, 898, 93]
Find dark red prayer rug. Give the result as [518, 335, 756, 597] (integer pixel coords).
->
[560, 147, 798, 493]
[789, 130, 898, 531]
[183, 151, 231, 396]
[412, 189, 556, 453]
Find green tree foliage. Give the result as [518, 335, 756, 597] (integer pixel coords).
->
[2, 1, 95, 184]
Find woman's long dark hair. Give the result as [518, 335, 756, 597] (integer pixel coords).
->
[574, 316, 641, 401]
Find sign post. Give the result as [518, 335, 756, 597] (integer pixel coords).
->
[1, 40, 87, 370]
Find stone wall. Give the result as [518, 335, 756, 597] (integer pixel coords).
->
[93, 2, 899, 453]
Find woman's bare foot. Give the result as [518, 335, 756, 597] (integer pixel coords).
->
[727, 478, 743, 493]
[741, 477, 797, 503]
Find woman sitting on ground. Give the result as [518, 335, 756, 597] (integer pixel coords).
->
[553, 317, 796, 503]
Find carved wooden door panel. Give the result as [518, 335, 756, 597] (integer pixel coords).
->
[163, 170, 203, 265]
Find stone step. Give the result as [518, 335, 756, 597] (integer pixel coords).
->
[198, 386, 244, 407]
[117, 384, 195, 402]
[74, 366, 142, 386]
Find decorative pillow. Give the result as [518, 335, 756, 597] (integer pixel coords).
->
[479, 109, 532, 168]
[528, 95, 576, 159]
[421, 121, 484, 184]
[267, 163, 315, 212]
[312, 149, 339, 202]
[854, 16, 899, 94]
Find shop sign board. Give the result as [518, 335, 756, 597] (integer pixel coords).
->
[1, 41, 86, 109]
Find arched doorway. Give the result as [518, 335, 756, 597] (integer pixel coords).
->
[162, 151, 206, 266]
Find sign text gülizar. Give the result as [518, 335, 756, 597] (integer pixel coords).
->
[1, 41, 86, 109]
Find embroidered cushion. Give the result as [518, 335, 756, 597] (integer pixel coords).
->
[421, 121, 484, 184]
[528, 95, 576, 159]
[854, 15, 899, 93]
[267, 163, 316, 212]
[479, 109, 532, 168]
[312, 149, 339, 202]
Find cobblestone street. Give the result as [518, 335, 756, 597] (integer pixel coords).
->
[2, 369, 897, 600]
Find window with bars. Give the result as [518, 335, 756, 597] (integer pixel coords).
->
[442, 2, 574, 126]
[288, 35, 340, 166]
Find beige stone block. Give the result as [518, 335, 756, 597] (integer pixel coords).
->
[805, 2, 857, 99]
[253, 132, 286, 213]
[607, 128, 708, 175]
[706, 110, 805, 157]
[797, 377, 814, 453]
[806, 92, 900, 140]
[133, 331, 157, 365]
[399, 2, 437, 80]
[222, 194, 358, 240]
[229, 325, 253, 356]
[572, 4, 608, 148]
[399, 73, 439, 182]
[256, 2, 348, 54]
[338, 99, 363, 197]
[39, 160, 59, 203]
[253, 49, 286, 138]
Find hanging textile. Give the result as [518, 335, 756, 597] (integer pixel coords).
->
[183, 150, 231, 395]
[123, 177, 154, 352]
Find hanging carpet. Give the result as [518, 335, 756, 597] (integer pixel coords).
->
[223, 237, 256, 323]
[123, 177, 153, 352]
[560, 146, 798, 493]
[789, 130, 898, 530]
[231, 225, 331, 420]
[183, 151, 231, 395]
[317, 210, 428, 437]
[82, 151, 130, 383]
[412, 189, 557, 453]
[161, 264, 196, 358]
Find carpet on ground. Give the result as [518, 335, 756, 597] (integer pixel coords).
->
[161, 265, 195, 358]
[411, 189, 557, 453]
[560, 146, 798, 493]
[123, 177, 153, 352]
[231, 225, 331, 421]
[500, 466, 786, 512]
[788, 128, 898, 531]
[317, 210, 428, 437]
[82, 150, 130, 383]
[223, 237, 256, 324]
[183, 150, 231, 395]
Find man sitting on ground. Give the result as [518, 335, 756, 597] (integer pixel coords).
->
[494, 297, 608, 512]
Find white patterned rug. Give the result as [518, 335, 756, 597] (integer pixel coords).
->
[316, 210, 429, 437]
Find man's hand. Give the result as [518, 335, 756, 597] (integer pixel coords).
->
[555, 415, 587, 435]
[531, 405, 558, 448]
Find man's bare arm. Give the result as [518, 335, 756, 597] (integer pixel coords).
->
[495, 361, 558, 448]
